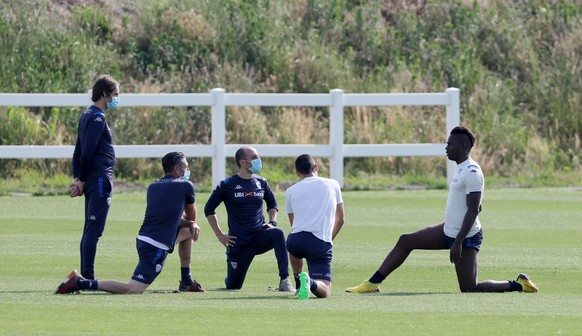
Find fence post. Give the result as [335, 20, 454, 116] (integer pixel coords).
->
[330, 89, 344, 187]
[445, 87, 461, 184]
[211, 88, 226, 189]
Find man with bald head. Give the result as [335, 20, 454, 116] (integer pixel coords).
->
[204, 146, 293, 291]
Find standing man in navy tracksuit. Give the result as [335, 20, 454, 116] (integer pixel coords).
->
[204, 146, 294, 292]
[69, 75, 119, 280]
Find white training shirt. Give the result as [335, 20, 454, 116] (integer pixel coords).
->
[443, 157, 484, 238]
[285, 176, 343, 243]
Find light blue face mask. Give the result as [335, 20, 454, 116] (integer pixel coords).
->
[249, 158, 262, 174]
[107, 96, 120, 110]
[181, 168, 191, 181]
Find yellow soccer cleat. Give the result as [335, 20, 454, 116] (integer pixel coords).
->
[345, 280, 380, 293]
[516, 273, 538, 293]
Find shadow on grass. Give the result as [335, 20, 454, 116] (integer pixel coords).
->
[6, 288, 285, 295]
[0, 290, 55, 294]
[345, 291, 453, 297]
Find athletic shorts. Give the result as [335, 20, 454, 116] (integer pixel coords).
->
[286, 231, 333, 282]
[131, 239, 168, 284]
[444, 229, 483, 252]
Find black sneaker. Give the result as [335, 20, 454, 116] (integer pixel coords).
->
[178, 279, 205, 292]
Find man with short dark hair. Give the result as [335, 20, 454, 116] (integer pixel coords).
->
[285, 154, 344, 298]
[346, 126, 539, 294]
[70, 74, 119, 280]
[204, 146, 293, 291]
[56, 152, 205, 294]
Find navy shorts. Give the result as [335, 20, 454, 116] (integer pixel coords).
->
[225, 226, 288, 290]
[131, 239, 168, 284]
[444, 229, 483, 252]
[286, 231, 333, 282]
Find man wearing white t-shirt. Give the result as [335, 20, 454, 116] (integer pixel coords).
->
[346, 126, 539, 294]
[285, 154, 344, 298]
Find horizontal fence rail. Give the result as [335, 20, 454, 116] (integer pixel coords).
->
[0, 88, 460, 188]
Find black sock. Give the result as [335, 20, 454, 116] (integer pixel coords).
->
[181, 267, 193, 286]
[78, 279, 98, 290]
[508, 280, 522, 292]
[368, 270, 385, 284]
[293, 274, 301, 290]
[309, 278, 318, 292]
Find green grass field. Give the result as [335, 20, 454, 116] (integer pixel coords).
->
[1, 188, 581, 335]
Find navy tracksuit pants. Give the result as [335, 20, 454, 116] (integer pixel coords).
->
[80, 175, 112, 279]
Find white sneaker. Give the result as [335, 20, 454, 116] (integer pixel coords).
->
[278, 278, 294, 292]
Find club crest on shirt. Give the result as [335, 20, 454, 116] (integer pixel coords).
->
[255, 180, 261, 189]
[230, 262, 238, 269]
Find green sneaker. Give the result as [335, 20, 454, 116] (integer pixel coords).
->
[297, 272, 309, 300]
[345, 280, 380, 293]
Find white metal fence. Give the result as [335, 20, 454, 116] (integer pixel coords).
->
[0, 88, 460, 188]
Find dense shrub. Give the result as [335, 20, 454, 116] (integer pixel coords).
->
[1, 0, 581, 191]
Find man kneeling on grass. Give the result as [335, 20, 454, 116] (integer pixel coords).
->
[345, 126, 539, 294]
[285, 154, 345, 299]
[56, 152, 205, 294]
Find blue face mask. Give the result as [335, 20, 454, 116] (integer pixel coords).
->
[249, 158, 262, 174]
[181, 168, 191, 181]
[107, 96, 120, 110]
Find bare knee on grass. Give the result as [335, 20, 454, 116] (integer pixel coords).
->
[313, 280, 332, 298]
